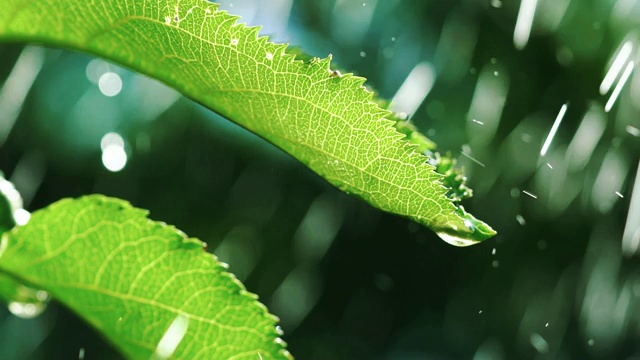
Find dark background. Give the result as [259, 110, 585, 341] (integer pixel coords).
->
[1, 0, 639, 359]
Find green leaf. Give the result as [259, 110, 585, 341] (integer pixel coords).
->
[0, 0, 495, 244]
[0, 195, 291, 360]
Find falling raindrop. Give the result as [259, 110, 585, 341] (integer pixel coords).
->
[530, 333, 549, 354]
[626, 125, 640, 137]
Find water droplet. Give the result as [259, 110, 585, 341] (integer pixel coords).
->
[492, 248, 496, 255]
[391, 37, 396, 42]
[230, 39, 239, 46]
[266, 52, 273, 60]
[154, 314, 189, 359]
[493, 71, 499, 76]
[36, 290, 48, 302]
[490, 57, 497, 64]
[545, 322, 549, 327]
[13, 209, 30, 226]
[463, 219, 475, 231]
[329, 69, 342, 77]
[492, 260, 499, 268]
[491, 0, 502, 8]
[6, 286, 50, 319]
[478, 310, 483, 314]
[8, 301, 46, 319]
[587, 339, 595, 346]
[516, 214, 526, 225]
[436, 232, 480, 247]
[98, 72, 122, 97]
[164, 16, 172, 24]
[102, 144, 127, 172]
[275, 325, 284, 335]
[78, 348, 85, 360]
[360, 51, 367, 57]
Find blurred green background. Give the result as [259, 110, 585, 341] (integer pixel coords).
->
[1, 0, 639, 359]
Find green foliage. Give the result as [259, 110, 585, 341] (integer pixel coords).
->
[0, 195, 291, 360]
[0, 0, 495, 244]
[0, 1, 498, 357]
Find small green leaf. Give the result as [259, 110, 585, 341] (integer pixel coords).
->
[0, 0, 495, 243]
[0, 195, 291, 360]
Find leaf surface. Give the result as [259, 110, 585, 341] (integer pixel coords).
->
[0, 196, 290, 360]
[0, 0, 494, 244]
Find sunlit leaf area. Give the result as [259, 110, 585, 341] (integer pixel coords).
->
[0, 0, 639, 359]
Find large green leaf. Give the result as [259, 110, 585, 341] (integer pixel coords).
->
[0, 0, 495, 244]
[0, 195, 291, 359]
